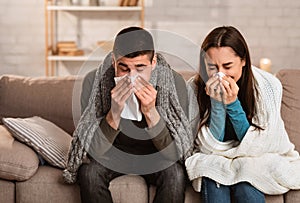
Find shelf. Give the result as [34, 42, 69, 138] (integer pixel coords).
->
[48, 55, 104, 61]
[45, 0, 144, 76]
[47, 5, 143, 11]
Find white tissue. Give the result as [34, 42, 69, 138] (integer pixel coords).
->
[114, 75, 142, 121]
[215, 72, 225, 78]
[214, 72, 230, 85]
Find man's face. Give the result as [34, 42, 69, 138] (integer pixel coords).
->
[113, 54, 156, 82]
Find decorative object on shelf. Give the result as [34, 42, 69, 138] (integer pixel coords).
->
[90, 0, 99, 6]
[97, 0, 105, 6]
[103, 0, 119, 6]
[60, 0, 71, 5]
[55, 0, 63, 5]
[259, 58, 272, 73]
[81, 0, 90, 6]
[70, 0, 80, 5]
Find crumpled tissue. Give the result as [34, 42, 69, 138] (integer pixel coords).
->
[114, 75, 142, 121]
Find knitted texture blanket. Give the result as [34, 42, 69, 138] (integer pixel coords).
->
[185, 66, 300, 195]
[63, 52, 193, 184]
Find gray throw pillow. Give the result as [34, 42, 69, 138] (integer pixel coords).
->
[3, 116, 72, 169]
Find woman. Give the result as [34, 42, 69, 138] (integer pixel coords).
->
[185, 26, 300, 203]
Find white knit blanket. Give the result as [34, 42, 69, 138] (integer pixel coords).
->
[185, 66, 300, 195]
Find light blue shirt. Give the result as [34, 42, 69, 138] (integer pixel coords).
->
[209, 98, 250, 142]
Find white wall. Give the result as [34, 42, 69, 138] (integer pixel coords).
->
[0, 0, 299, 76]
[146, 0, 300, 74]
[0, 0, 45, 76]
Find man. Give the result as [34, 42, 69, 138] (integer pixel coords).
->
[63, 27, 193, 203]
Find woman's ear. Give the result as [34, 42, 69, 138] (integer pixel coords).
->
[151, 54, 157, 70]
[241, 58, 246, 67]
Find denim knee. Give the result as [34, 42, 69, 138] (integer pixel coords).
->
[201, 177, 231, 203]
[232, 182, 265, 203]
[78, 164, 96, 185]
[148, 163, 186, 203]
[78, 162, 118, 203]
[78, 161, 111, 188]
[160, 162, 186, 186]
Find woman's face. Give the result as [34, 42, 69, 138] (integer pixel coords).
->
[204, 46, 245, 82]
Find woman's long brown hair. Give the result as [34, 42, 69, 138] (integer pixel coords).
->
[195, 26, 263, 130]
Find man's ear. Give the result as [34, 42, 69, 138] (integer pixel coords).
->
[112, 54, 117, 75]
[112, 54, 116, 67]
[151, 54, 157, 70]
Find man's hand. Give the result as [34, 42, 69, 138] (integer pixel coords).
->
[106, 76, 134, 130]
[134, 76, 160, 128]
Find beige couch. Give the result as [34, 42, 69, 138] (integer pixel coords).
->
[0, 69, 299, 203]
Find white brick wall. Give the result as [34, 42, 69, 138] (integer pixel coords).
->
[146, 0, 300, 73]
[0, 0, 299, 76]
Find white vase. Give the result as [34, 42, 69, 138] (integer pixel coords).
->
[104, 0, 119, 6]
[81, 0, 90, 6]
[97, 0, 105, 6]
[71, 0, 80, 5]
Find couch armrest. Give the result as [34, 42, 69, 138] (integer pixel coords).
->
[276, 69, 300, 152]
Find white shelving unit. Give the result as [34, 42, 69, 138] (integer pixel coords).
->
[44, 0, 144, 76]
[47, 5, 143, 11]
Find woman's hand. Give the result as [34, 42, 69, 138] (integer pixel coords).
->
[205, 75, 223, 102]
[221, 76, 239, 104]
[205, 75, 239, 104]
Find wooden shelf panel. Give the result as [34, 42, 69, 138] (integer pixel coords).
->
[47, 6, 142, 11]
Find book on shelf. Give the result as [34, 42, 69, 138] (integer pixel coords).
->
[55, 41, 84, 56]
[119, 0, 139, 6]
[118, 0, 125, 6]
[56, 41, 77, 49]
[58, 49, 84, 56]
[129, 0, 138, 6]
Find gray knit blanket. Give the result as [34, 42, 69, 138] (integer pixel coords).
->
[63, 53, 194, 184]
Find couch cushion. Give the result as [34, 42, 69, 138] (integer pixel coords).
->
[0, 74, 79, 134]
[276, 69, 300, 152]
[109, 175, 148, 203]
[3, 116, 71, 169]
[16, 166, 81, 203]
[265, 194, 284, 203]
[284, 190, 300, 203]
[0, 125, 39, 181]
[0, 179, 15, 203]
[149, 184, 201, 203]
[149, 184, 283, 203]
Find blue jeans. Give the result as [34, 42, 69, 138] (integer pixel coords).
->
[201, 177, 265, 203]
[78, 158, 187, 203]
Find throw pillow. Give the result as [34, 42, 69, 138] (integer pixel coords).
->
[0, 125, 39, 181]
[2, 116, 72, 169]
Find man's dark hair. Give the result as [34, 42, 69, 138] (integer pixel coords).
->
[113, 27, 155, 60]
